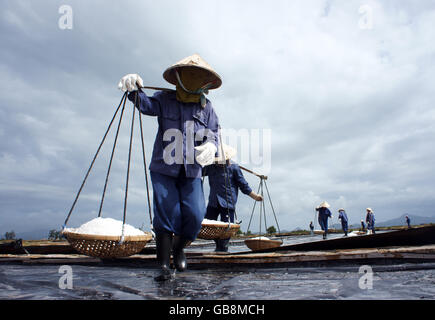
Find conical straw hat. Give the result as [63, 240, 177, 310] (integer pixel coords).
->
[163, 54, 222, 89]
[319, 201, 330, 208]
[215, 143, 237, 162]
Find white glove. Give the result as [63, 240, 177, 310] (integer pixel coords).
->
[195, 142, 217, 167]
[118, 74, 144, 92]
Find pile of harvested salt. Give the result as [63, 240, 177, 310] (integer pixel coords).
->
[202, 219, 238, 225]
[250, 236, 270, 241]
[64, 217, 145, 236]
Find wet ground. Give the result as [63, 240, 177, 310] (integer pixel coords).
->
[1, 233, 434, 300]
[1, 263, 435, 300]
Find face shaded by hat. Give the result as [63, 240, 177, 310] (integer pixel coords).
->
[163, 54, 222, 106]
[338, 208, 345, 212]
[366, 208, 373, 212]
[163, 54, 222, 89]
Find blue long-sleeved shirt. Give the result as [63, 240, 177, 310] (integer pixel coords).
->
[366, 212, 375, 228]
[128, 90, 219, 178]
[204, 162, 253, 210]
[338, 211, 348, 224]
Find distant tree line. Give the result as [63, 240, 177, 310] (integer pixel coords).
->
[1, 231, 16, 240]
[48, 229, 65, 241]
[243, 225, 277, 236]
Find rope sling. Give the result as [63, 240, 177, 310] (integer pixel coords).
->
[62, 91, 153, 258]
[245, 172, 283, 249]
[63, 87, 238, 247]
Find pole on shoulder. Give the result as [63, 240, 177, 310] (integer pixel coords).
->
[239, 165, 267, 180]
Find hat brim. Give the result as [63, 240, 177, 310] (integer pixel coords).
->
[163, 65, 222, 90]
[319, 202, 330, 208]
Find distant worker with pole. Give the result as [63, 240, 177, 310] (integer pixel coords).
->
[316, 201, 332, 240]
[366, 208, 376, 235]
[405, 215, 411, 229]
[338, 208, 349, 237]
[204, 144, 263, 252]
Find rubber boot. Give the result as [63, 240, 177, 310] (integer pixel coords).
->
[214, 239, 221, 252]
[154, 232, 174, 282]
[172, 235, 189, 272]
[215, 239, 230, 252]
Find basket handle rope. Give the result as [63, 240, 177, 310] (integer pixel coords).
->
[98, 91, 128, 218]
[245, 174, 282, 242]
[63, 90, 155, 243]
[63, 92, 128, 229]
[119, 90, 138, 244]
[136, 91, 154, 237]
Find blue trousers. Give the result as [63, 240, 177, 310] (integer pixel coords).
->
[205, 204, 235, 224]
[318, 215, 329, 232]
[205, 204, 235, 250]
[150, 170, 206, 241]
[341, 221, 348, 234]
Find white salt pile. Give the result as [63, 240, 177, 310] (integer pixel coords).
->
[250, 236, 270, 240]
[64, 217, 145, 236]
[202, 219, 238, 225]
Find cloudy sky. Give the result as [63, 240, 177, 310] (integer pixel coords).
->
[1, 0, 435, 238]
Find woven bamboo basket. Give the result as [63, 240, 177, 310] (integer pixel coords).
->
[62, 231, 152, 258]
[244, 238, 282, 251]
[197, 223, 240, 240]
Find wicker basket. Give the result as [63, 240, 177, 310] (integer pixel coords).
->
[63, 231, 152, 258]
[244, 238, 282, 251]
[197, 223, 240, 240]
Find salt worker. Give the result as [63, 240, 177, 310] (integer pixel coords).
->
[203, 144, 263, 252]
[315, 201, 332, 239]
[338, 208, 349, 237]
[118, 54, 221, 281]
[366, 208, 376, 234]
[309, 221, 314, 236]
[405, 215, 411, 229]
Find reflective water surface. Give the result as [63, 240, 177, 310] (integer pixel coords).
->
[1, 234, 434, 300]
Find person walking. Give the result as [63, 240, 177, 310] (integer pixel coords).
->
[366, 208, 376, 234]
[204, 144, 263, 252]
[338, 208, 349, 236]
[316, 201, 332, 240]
[309, 221, 314, 236]
[118, 54, 221, 281]
[405, 215, 411, 229]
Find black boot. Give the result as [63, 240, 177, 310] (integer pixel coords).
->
[215, 239, 230, 252]
[154, 232, 174, 282]
[214, 239, 221, 252]
[172, 235, 190, 272]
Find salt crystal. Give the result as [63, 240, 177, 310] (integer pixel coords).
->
[202, 219, 238, 225]
[250, 236, 270, 240]
[64, 217, 145, 236]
